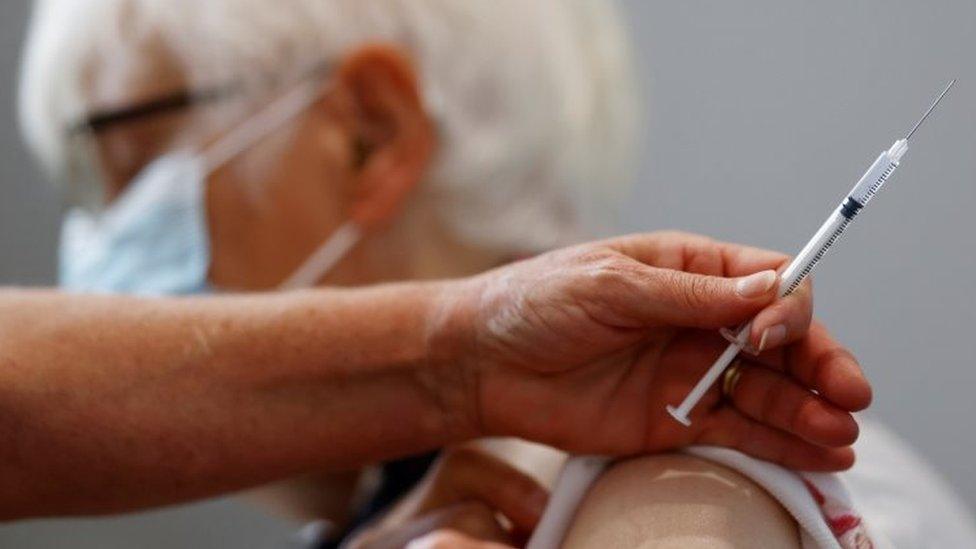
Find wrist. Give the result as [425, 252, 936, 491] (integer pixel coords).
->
[420, 277, 487, 443]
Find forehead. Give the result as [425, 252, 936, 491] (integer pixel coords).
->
[79, 32, 211, 200]
[84, 31, 188, 113]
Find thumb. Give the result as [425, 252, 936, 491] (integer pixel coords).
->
[631, 267, 780, 329]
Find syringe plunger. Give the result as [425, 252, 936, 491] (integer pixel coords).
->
[666, 79, 955, 426]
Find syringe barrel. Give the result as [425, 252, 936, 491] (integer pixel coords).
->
[778, 209, 851, 297]
[777, 141, 905, 298]
[848, 142, 905, 207]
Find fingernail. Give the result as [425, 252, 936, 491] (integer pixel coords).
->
[758, 324, 787, 352]
[735, 270, 778, 298]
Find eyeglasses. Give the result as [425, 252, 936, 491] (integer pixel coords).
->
[68, 83, 243, 137]
[63, 80, 246, 208]
[68, 60, 333, 137]
[62, 62, 332, 208]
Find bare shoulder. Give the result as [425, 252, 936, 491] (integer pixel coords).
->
[562, 454, 800, 549]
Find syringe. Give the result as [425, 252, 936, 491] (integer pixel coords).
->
[527, 79, 957, 549]
[667, 79, 956, 426]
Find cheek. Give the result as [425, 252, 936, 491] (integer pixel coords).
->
[283, 122, 357, 209]
[206, 117, 354, 272]
[228, 128, 301, 204]
[237, 121, 352, 200]
[253, 131, 353, 236]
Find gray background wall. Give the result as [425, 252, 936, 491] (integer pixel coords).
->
[1, 1, 974, 546]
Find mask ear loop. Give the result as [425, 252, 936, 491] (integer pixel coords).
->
[197, 75, 367, 290]
[278, 222, 362, 290]
[199, 79, 323, 174]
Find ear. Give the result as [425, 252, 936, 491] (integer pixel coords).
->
[331, 45, 436, 229]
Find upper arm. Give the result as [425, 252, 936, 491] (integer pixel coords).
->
[561, 454, 800, 549]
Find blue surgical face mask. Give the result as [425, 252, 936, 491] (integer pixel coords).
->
[59, 80, 362, 296]
[60, 152, 211, 295]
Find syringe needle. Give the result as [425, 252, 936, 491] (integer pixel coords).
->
[906, 79, 956, 140]
[668, 79, 956, 427]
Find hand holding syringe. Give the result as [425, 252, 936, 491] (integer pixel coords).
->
[529, 80, 956, 549]
[667, 79, 956, 426]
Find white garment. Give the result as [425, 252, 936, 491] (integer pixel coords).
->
[844, 417, 976, 548]
[529, 418, 976, 548]
[685, 447, 885, 549]
[690, 418, 976, 548]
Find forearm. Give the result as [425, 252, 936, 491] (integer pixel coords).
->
[0, 285, 471, 519]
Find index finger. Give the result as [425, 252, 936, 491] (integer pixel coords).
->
[604, 232, 813, 347]
[603, 232, 792, 278]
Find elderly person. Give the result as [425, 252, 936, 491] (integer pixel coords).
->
[19, 0, 963, 547]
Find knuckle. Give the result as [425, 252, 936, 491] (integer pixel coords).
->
[559, 249, 633, 290]
[568, 245, 618, 267]
[591, 259, 638, 289]
[689, 275, 716, 306]
[668, 271, 715, 310]
[654, 229, 705, 243]
[574, 255, 643, 302]
[652, 229, 686, 242]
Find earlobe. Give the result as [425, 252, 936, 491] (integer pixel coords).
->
[332, 45, 436, 229]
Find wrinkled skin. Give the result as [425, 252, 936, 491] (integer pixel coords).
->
[434, 232, 871, 472]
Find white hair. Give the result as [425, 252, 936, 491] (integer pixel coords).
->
[19, 0, 639, 251]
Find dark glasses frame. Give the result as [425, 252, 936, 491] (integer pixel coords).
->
[66, 61, 334, 137]
[67, 83, 242, 136]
